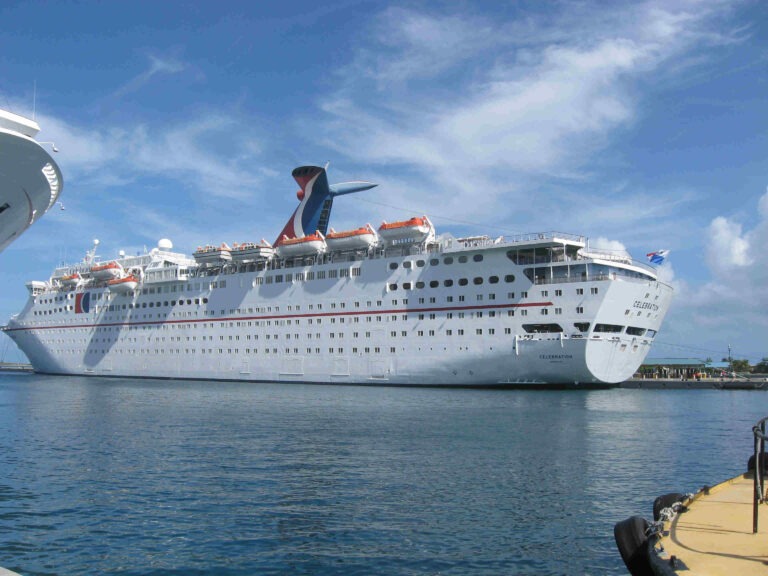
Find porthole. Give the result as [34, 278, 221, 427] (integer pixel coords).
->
[458, 278, 468, 286]
[473, 277, 483, 285]
[489, 276, 499, 284]
[473, 254, 483, 262]
[444, 257, 454, 265]
[458, 255, 468, 263]
[444, 279, 454, 287]
[504, 274, 515, 283]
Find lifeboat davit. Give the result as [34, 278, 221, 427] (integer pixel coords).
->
[275, 231, 327, 258]
[90, 261, 123, 280]
[230, 240, 274, 263]
[60, 272, 82, 286]
[194, 244, 232, 264]
[378, 216, 434, 244]
[107, 274, 139, 293]
[325, 224, 378, 251]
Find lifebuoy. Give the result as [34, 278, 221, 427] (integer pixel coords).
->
[614, 516, 653, 576]
[653, 493, 685, 521]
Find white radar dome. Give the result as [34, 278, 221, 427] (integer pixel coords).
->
[158, 239, 173, 250]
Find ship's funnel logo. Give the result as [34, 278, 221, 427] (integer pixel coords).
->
[75, 292, 90, 314]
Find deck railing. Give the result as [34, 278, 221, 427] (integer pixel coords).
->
[753, 416, 767, 533]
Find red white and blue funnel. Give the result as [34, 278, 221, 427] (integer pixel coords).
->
[274, 165, 377, 246]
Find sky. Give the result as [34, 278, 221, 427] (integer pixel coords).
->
[0, 0, 766, 364]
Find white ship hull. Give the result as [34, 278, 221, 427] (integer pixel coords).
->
[5, 244, 672, 386]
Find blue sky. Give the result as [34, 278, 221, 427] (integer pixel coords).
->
[1, 0, 766, 363]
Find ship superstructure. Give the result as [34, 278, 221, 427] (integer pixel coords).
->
[3, 166, 672, 386]
[0, 108, 63, 254]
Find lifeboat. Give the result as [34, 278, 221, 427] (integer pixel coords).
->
[194, 244, 232, 264]
[378, 216, 434, 244]
[325, 224, 378, 251]
[107, 274, 139, 293]
[275, 231, 327, 258]
[90, 261, 123, 280]
[59, 272, 82, 286]
[230, 240, 274, 263]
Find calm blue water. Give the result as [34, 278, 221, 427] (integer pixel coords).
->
[0, 373, 763, 575]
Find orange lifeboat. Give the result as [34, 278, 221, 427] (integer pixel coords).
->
[378, 216, 433, 243]
[326, 224, 378, 251]
[275, 231, 327, 258]
[90, 261, 123, 280]
[60, 272, 82, 286]
[107, 274, 139, 293]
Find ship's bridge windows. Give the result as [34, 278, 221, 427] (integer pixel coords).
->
[626, 326, 646, 336]
[573, 322, 590, 332]
[593, 323, 623, 333]
[522, 323, 563, 333]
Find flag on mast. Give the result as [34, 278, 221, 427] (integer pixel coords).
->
[646, 250, 669, 265]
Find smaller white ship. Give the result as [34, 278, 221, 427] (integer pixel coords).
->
[0, 107, 64, 255]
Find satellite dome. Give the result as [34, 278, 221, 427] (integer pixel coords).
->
[158, 238, 173, 250]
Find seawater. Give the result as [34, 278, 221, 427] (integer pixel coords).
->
[0, 373, 763, 576]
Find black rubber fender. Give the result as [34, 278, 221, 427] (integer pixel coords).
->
[653, 492, 686, 521]
[614, 516, 653, 576]
[747, 452, 768, 473]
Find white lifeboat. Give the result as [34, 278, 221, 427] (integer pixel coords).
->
[194, 243, 232, 264]
[230, 240, 274, 263]
[325, 224, 378, 251]
[378, 216, 434, 244]
[90, 261, 123, 280]
[107, 274, 139, 293]
[275, 231, 327, 258]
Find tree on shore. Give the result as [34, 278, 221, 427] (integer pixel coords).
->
[754, 358, 768, 373]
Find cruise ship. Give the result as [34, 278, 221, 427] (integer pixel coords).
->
[3, 165, 673, 386]
[0, 108, 64, 254]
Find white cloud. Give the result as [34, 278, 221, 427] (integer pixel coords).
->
[706, 216, 751, 274]
[660, 189, 768, 361]
[113, 53, 187, 99]
[314, 1, 744, 242]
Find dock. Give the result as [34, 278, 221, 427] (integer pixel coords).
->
[655, 474, 768, 574]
